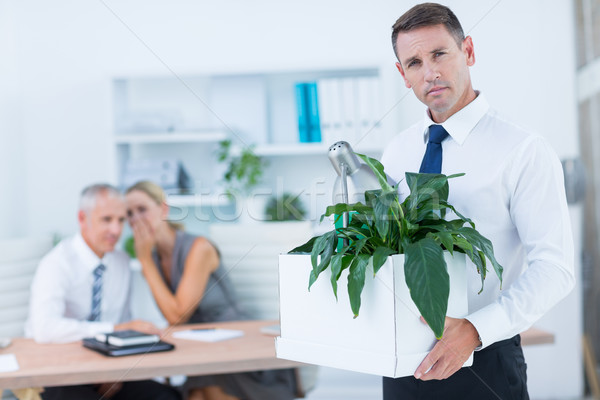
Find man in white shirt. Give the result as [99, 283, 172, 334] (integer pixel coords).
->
[381, 3, 574, 399]
[25, 183, 180, 400]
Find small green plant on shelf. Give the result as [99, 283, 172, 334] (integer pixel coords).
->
[264, 192, 306, 221]
[216, 139, 267, 196]
[289, 153, 503, 339]
[124, 235, 136, 259]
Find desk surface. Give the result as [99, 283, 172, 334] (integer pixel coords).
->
[0, 320, 302, 390]
[520, 327, 555, 346]
[0, 321, 553, 391]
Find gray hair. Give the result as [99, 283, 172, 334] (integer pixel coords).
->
[79, 183, 122, 214]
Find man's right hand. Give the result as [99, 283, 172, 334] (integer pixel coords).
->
[114, 319, 162, 335]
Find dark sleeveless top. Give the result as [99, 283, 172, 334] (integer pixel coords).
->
[152, 230, 246, 323]
[154, 230, 297, 399]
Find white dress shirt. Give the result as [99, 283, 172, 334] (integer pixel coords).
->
[381, 93, 575, 349]
[25, 233, 132, 343]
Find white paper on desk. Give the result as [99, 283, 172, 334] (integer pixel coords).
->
[0, 354, 19, 372]
[173, 329, 244, 342]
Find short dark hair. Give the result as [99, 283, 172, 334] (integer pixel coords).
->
[391, 3, 465, 61]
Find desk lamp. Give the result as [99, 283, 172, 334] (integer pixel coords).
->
[327, 141, 383, 230]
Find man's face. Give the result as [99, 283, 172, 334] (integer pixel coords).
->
[79, 193, 127, 258]
[395, 24, 475, 123]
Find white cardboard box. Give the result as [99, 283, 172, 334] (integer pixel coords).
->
[276, 253, 473, 378]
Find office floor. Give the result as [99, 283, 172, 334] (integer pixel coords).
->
[302, 367, 382, 399]
[1, 372, 595, 400]
[300, 367, 594, 400]
[0, 369, 596, 400]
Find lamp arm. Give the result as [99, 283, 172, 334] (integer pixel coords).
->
[341, 163, 349, 247]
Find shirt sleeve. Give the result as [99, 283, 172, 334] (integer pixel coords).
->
[466, 136, 575, 348]
[26, 255, 113, 343]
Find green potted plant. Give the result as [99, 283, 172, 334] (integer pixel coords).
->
[264, 192, 306, 222]
[288, 154, 502, 339]
[216, 139, 269, 222]
[124, 235, 136, 259]
[216, 139, 267, 196]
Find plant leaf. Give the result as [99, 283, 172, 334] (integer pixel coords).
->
[364, 189, 382, 208]
[372, 190, 401, 242]
[347, 254, 370, 318]
[372, 246, 395, 275]
[330, 253, 352, 299]
[356, 153, 393, 191]
[440, 201, 476, 229]
[323, 202, 372, 217]
[457, 227, 503, 286]
[406, 173, 449, 200]
[308, 230, 337, 289]
[426, 231, 454, 254]
[358, 236, 372, 253]
[288, 236, 317, 254]
[404, 238, 449, 339]
[472, 250, 486, 293]
[321, 202, 373, 223]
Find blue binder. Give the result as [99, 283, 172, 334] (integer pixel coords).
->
[295, 83, 310, 143]
[306, 82, 322, 143]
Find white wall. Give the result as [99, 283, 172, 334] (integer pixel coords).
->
[0, 1, 27, 239]
[4, 0, 582, 397]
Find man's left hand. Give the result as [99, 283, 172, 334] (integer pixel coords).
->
[414, 316, 481, 380]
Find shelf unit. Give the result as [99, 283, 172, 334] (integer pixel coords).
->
[114, 131, 227, 144]
[228, 143, 383, 158]
[110, 67, 391, 226]
[166, 193, 231, 208]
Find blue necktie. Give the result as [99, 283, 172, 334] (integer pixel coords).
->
[89, 264, 106, 321]
[419, 124, 449, 173]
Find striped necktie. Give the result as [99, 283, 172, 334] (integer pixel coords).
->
[419, 124, 449, 173]
[89, 264, 106, 321]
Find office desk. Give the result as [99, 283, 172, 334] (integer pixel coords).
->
[0, 321, 553, 400]
[521, 327, 555, 346]
[0, 320, 302, 400]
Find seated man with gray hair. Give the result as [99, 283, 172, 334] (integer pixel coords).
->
[25, 183, 181, 400]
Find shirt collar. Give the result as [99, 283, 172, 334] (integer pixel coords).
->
[421, 91, 490, 146]
[74, 232, 106, 273]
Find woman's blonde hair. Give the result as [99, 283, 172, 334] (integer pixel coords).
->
[126, 180, 185, 231]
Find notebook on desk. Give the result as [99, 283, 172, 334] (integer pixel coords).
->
[82, 338, 175, 357]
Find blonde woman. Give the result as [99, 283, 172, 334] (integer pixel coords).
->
[125, 181, 296, 400]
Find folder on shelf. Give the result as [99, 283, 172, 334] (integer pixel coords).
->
[340, 77, 359, 145]
[306, 82, 322, 143]
[317, 79, 333, 144]
[321, 78, 345, 145]
[295, 83, 310, 143]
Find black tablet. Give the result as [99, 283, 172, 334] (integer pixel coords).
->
[82, 337, 174, 357]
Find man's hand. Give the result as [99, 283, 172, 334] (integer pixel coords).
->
[414, 316, 481, 380]
[114, 319, 162, 335]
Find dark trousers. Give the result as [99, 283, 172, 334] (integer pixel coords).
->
[383, 335, 529, 400]
[41, 379, 182, 400]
